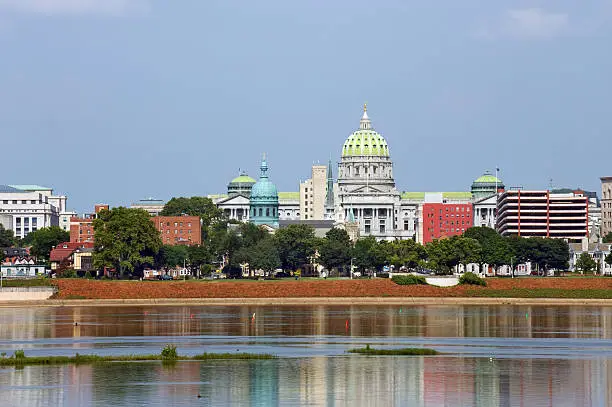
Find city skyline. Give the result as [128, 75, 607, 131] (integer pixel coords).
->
[1, 0, 610, 213]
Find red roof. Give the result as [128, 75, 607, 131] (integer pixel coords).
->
[49, 242, 93, 262]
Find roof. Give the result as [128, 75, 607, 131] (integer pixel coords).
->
[230, 175, 256, 184]
[401, 192, 472, 200]
[278, 192, 299, 200]
[49, 242, 94, 262]
[208, 194, 229, 200]
[9, 184, 53, 191]
[473, 172, 503, 185]
[0, 185, 20, 193]
[342, 130, 389, 157]
[569, 242, 612, 253]
[132, 198, 166, 206]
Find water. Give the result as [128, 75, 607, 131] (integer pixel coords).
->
[1, 305, 611, 406]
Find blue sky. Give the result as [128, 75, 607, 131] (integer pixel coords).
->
[1, 0, 610, 213]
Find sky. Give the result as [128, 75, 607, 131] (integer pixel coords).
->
[0, 0, 611, 213]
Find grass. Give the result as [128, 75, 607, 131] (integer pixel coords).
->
[348, 344, 440, 356]
[0, 278, 54, 287]
[0, 348, 276, 367]
[467, 288, 612, 299]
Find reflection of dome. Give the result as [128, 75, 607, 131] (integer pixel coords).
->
[227, 172, 256, 197]
[471, 171, 504, 199]
[342, 105, 390, 157]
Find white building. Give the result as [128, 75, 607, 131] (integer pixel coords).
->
[569, 241, 612, 275]
[300, 165, 327, 220]
[334, 105, 416, 240]
[601, 177, 612, 239]
[130, 198, 166, 217]
[0, 185, 68, 239]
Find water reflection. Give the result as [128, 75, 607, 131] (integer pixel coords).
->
[1, 305, 612, 340]
[2, 357, 612, 406]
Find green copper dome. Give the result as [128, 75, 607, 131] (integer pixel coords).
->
[231, 175, 256, 184]
[341, 105, 390, 157]
[473, 174, 502, 184]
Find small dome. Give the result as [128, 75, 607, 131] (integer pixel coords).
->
[230, 174, 256, 184]
[250, 157, 278, 201]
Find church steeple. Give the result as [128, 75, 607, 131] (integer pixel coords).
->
[325, 159, 334, 209]
[359, 103, 372, 130]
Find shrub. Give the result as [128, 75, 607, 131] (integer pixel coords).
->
[459, 272, 486, 286]
[60, 269, 77, 278]
[84, 271, 92, 279]
[14, 350, 25, 359]
[392, 274, 428, 285]
[160, 344, 177, 360]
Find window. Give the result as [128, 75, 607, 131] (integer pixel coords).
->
[2, 200, 6, 204]
[258, 208, 262, 217]
[305, 214, 308, 219]
[174, 222, 178, 227]
[174, 230, 178, 234]
[379, 220, 385, 233]
[31, 200, 36, 204]
[188, 223, 191, 227]
[166, 222, 170, 226]
[12, 200, 17, 204]
[22, 200, 27, 204]
[180, 222, 183, 227]
[266, 208, 270, 217]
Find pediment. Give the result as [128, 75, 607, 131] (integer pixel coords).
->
[217, 194, 251, 205]
[350, 185, 385, 194]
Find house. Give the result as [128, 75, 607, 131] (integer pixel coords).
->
[1, 256, 46, 278]
[49, 242, 94, 273]
[569, 240, 612, 275]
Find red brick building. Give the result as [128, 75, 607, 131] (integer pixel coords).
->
[69, 204, 109, 243]
[422, 203, 473, 244]
[152, 216, 201, 246]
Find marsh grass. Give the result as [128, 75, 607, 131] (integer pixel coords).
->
[348, 345, 439, 356]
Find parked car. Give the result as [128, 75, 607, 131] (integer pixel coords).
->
[157, 274, 173, 281]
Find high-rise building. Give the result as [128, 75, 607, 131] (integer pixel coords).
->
[300, 165, 327, 220]
[496, 190, 588, 241]
[601, 177, 612, 239]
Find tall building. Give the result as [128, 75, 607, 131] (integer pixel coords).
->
[335, 105, 416, 240]
[422, 199, 473, 244]
[250, 155, 279, 228]
[153, 215, 201, 246]
[0, 184, 68, 239]
[325, 160, 335, 220]
[299, 164, 327, 220]
[496, 190, 588, 242]
[601, 177, 612, 239]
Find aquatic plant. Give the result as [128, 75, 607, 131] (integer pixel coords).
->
[348, 347, 439, 356]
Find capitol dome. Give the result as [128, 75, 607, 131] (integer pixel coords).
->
[250, 155, 279, 227]
[471, 171, 504, 199]
[342, 105, 390, 157]
[227, 172, 256, 197]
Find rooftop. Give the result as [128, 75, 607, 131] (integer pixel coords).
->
[278, 192, 299, 200]
[9, 184, 53, 191]
[401, 192, 473, 200]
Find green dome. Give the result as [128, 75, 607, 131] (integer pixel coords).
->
[342, 106, 390, 157]
[473, 174, 502, 184]
[231, 175, 256, 184]
[342, 130, 389, 157]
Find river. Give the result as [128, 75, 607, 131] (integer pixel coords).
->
[1, 304, 611, 406]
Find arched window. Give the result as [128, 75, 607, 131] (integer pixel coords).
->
[258, 208, 262, 217]
[266, 208, 270, 217]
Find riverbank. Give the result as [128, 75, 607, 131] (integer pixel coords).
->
[51, 277, 612, 299]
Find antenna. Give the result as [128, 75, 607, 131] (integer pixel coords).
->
[549, 178, 554, 191]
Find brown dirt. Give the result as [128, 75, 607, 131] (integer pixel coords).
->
[52, 277, 612, 300]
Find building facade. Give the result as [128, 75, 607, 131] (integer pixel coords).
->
[69, 204, 109, 243]
[422, 201, 473, 244]
[0, 184, 68, 239]
[602, 177, 612, 239]
[300, 164, 327, 220]
[130, 198, 166, 217]
[152, 215, 202, 246]
[496, 190, 588, 242]
[569, 241, 612, 275]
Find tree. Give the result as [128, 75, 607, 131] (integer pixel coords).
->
[575, 252, 597, 273]
[160, 197, 223, 240]
[274, 224, 316, 272]
[464, 227, 512, 268]
[0, 224, 15, 247]
[93, 207, 162, 278]
[424, 237, 462, 274]
[22, 226, 70, 261]
[248, 236, 281, 275]
[187, 245, 211, 277]
[606, 252, 612, 268]
[603, 233, 612, 244]
[158, 245, 188, 271]
[385, 239, 427, 270]
[319, 228, 352, 273]
[454, 237, 482, 270]
[353, 236, 386, 272]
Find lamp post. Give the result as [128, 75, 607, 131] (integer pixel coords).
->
[510, 256, 514, 279]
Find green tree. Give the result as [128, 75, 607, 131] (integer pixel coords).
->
[454, 237, 482, 270]
[464, 227, 512, 268]
[319, 228, 352, 274]
[187, 245, 211, 277]
[274, 224, 316, 272]
[248, 236, 281, 275]
[603, 233, 612, 244]
[605, 251, 612, 267]
[158, 245, 189, 270]
[93, 207, 162, 278]
[575, 252, 597, 273]
[353, 236, 386, 272]
[424, 237, 462, 274]
[22, 226, 70, 261]
[386, 239, 426, 270]
[160, 197, 223, 240]
[0, 224, 15, 247]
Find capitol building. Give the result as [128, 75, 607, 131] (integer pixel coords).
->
[211, 105, 500, 243]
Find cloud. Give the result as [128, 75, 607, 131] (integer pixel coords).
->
[477, 8, 569, 40]
[0, 0, 148, 16]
